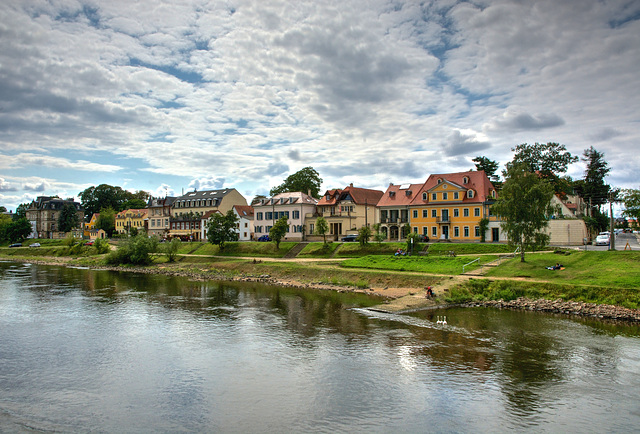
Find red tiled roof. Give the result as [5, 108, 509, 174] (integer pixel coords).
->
[319, 186, 384, 206]
[376, 183, 424, 207]
[234, 205, 254, 217]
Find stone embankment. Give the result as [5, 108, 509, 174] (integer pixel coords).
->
[464, 297, 640, 322]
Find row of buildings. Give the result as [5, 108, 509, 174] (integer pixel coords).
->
[25, 170, 589, 245]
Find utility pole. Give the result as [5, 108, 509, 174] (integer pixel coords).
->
[609, 191, 615, 251]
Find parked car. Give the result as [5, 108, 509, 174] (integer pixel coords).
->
[416, 234, 430, 242]
[341, 234, 358, 242]
[29, 243, 41, 248]
[595, 234, 610, 246]
[84, 241, 94, 246]
[9, 243, 22, 248]
[257, 235, 270, 242]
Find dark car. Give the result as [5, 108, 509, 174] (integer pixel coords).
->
[416, 234, 430, 242]
[9, 243, 22, 248]
[257, 235, 271, 242]
[84, 241, 94, 246]
[341, 234, 357, 242]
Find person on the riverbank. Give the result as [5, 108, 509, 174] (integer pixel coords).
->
[426, 287, 434, 298]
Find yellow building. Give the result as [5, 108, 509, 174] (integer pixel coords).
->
[115, 209, 148, 234]
[408, 171, 497, 241]
[83, 212, 100, 237]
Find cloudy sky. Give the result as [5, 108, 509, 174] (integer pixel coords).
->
[1, 0, 639, 212]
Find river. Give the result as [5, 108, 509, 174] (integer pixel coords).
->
[1, 261, 639, 433]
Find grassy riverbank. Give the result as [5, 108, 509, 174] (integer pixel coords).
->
[2, 241, 640, 313]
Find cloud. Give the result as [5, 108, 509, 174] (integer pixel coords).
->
[485, 111, 565, 132]
[0, 178, 17, 192]
[23, 179, 52, 192]
[153, 183, 175, 197]
[188, 176, 225, 191]
[442, 130, 492, 157]
[0, 153, 121, 172]
[590, 127, 624, 142]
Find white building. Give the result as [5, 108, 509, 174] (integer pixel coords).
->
[253, 192, 318, 241]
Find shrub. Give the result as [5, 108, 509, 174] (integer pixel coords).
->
[106, 234, 158, 265]
[94, 238, 110, 254]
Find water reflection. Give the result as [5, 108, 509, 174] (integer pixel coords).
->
[1, 262, 640, 433]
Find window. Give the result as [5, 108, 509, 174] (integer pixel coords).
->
[266, 212, 273, 220]
[443, 192, 448, 200]
[474, 208, 480, 217]
[467, 190, 474, 198]
[463, 176, 469, 184]
[454, 208, 459, 217]
[413, 227, 418, 233]
[423, 227, 428, 236]
[432, 226, 437, 237]
[475, 226, 480, 237]
[431, 209, 437, 218]
[464, 226, 470, 237]
[454, 226, 459, 237]
[422, 209, 428, 218]
[463, 208, 469, 217]
[293, 210, 300, 219]
[413, 210, 418, 218]
[310, 223, 314, 234]
[432, 193, 437, 201]
[454, 192, 459, 200]
[422, 192, 427, 200]
[257, 212, 263, 220]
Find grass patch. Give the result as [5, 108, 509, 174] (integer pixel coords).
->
[297, 242, 340, 258]
[446, 277, 640, 309]
[426, 243, 522, 255]
[341, 254, 497, 274]
[486, 250, 640, 289]
[190, 241, 297, 258]
[334, 242, 406, 257]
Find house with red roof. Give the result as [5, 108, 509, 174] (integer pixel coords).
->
[307, 184, 384, 240]
[253, 192, 318, 241]
[233, 205, 254, 241]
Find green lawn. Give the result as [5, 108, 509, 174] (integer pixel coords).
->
[486, 250, 640, 289]
[334, 242, 406, 257]
[426, 243, 521, 255]
[341, 254, 498, 274]
[189, 241, 297, 257]
[297, 242, 341, 258]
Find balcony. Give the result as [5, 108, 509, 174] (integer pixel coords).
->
[435, 217, 450, 224]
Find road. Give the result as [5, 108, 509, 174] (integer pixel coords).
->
[582, 232, 640, 251]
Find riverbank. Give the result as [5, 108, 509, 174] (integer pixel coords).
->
[3, 253, 640, 323]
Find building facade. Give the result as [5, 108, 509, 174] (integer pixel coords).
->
[408, 171, 498, 242]
[26, 196, 84, 239]
[115, 209, 148, 234]
[170, 189, 247, 241]
[307, 184, 383, 240]
[233, 205, 254, 241]
[376, 183, 423, 240]
[146, 196, 176, 238]
[253, 192, 318, 242]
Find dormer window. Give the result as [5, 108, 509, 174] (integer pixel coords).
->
[405, 190, 412, 196]
[467, 189, 474, 198]
[491, 190, 496, 198]
[422, 192, 427, 200]
[463, 176, 469, 184]
[437, 178, 443, 184]
[389, 191, 395, 197]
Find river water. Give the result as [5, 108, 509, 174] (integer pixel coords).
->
[1, 261, 639, 433]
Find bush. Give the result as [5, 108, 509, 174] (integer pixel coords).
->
[94, 238, 110, 254]
[106, 234, 158, 265]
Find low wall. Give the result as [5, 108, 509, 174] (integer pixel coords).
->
[545, 219, 588, 246]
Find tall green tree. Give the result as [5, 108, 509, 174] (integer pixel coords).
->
[314, 216, 329, 244]
[492, 163, 554, 262]
[58, 203, 80, 233]
[97, 207, 116, 237]
[79, 184, 130, 219]
[206, 210, 239, 250]
[5, 218, 33, 243]
[357, 225, 372, 246]
[508, 142, 578, 193]
[472, 156, 500, 183]
[270, 167, 323, 199]
[621, 188, 640, 221]
[123, 198, 147, 210]
[579, 146, 611, 213]
[14, 203, 29, 220]
[269, 215, 289, 249]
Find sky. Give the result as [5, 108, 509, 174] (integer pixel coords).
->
[1, 0, 639, 213]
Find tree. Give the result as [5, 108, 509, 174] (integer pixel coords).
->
[357, 225, 372, 246]
[58, 203, 80, 233]
[372, 223, 385, 245]
[251, 195, 267, 205]
[79, 184, 130, 219]
[97, 207, 116, 237]
[580, 146, 611, 213]
[123, 198, 147, 210]
[5, 218, 33, 243]
[508, 142, 578, 193]
[492, 163, 554, 262]
[106, 233, 158, 265]
[206, 210, 239, 250]
[270, 167, 323, 199]
[269, 215, 289, 249]
[14, 203, 29, 220]
[0, 206, 6, 213]
[621, 188, 640, 221]
[472, 156, 500, 183]
[315, 216, 329, 244]
[478, 217, 489, 243]
[162, 238, 181, 262]
[405, 232, 421, 254]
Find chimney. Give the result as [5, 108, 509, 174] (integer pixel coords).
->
[350, 183, 353, 187]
